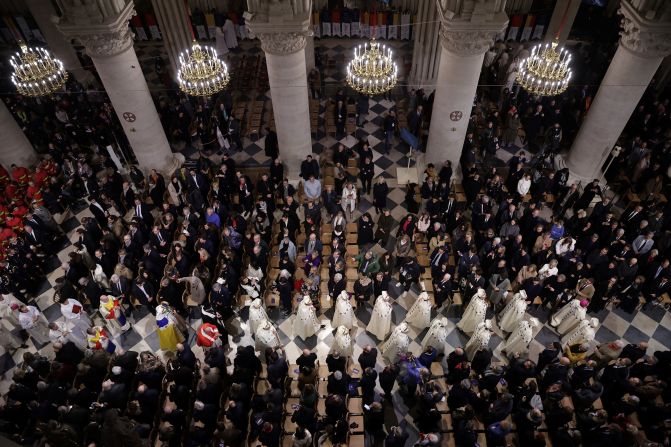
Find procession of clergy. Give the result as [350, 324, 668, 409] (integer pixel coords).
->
[278, 285, 595, 363]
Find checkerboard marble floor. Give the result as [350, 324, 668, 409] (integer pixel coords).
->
[2, 40, 670, 445]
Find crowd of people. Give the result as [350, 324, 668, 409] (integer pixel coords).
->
[0, 24, 670, 447]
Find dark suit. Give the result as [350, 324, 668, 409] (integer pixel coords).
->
[132, 281, 156, 310]
[133, 202, 153, 227]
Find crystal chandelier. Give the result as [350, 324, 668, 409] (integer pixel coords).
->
[515, 0, 573, 97]
[10, 42, 67, 97]
[516, 40, 572, 96]
[346, 39, 398, 95]
[177, 41, 230, 96]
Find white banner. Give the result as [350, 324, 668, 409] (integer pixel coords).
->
[322, 22, 332, 36]
[378, 24, 387, 39]
[342, 22, 350, 36]
[333, 22, 341, 36]
[361, 23, 370, 38]
[196, 25, 208, 40]
[351, 21, 360, 36]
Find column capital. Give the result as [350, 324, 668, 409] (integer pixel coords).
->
[257, 32, 307, 55]
[619, 0, 671, 58]
[55, 0, 136, 58]
[246, 0, 312, 55]
[436, 0, 508, 56]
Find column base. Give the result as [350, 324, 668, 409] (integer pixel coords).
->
[563, 154, 603, 187]
[158, 153, 185, 177]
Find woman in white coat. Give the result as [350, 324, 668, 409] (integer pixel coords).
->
[405, 291, 432, 330]
[422, 316, 450, 352]
[293, 296, 320, 340]
[502, 318, 539, 356]
[342, 182, 357, 217]
[367, 291, 393, 340]
[498, 290, 527, 333]
[332, 291, 354, 329]
[381, 322, 410, 363]
[465, 320, 492, 360]
[551, 299, 588, 334]
[249, 298, 269, 335]
[330, 325, 353, 357]
[457, 288, 488, 335]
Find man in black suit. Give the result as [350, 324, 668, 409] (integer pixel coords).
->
[150, 225, 171, 255]
[429, 245, 449, 278]
[133, 197, 153, 228]
[266, 348, 288, 389]
[433, 272, 453, 308]
[132, 277, 156, 313]
[296, 349, 317, 370]
[358, 345, 378, 371]
[327, 370, 349, 397]
[94, 248, 116, 278]
[120, 181, 135, 214]
[110, 274, 132, 310]
[187, 168, 207, 193]
[299, 155, 319, 181]
[176, 343, 197, 369]
[79, 276, 103, 309]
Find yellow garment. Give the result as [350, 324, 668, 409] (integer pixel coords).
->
[158, 324, 185, 351]
[565, 344, 588, 364]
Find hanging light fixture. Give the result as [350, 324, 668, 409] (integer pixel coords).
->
[346, 39, 398, 95]
[10, 42, 68, 97]
[177, 41, 229, 97]
[516, 0, 573, 96]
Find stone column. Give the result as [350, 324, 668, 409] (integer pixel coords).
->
[55, 0, 182, 174]
[545, 0, 581, 43]
[247, 0, 312, 179]
[425, 0, 508, 174]
[408, 0, 441, 90]
[0, 100, 38, 168]
[151, 0, 193, 75]
[566, 0, 671, 182]
[25, 0, 96, 86]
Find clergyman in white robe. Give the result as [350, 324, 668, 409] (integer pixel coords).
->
[502, 318, 539, 356]
[367, 292, 393, 340]
[551, 299, 587, 334]
[255, 319, 281, 351]
[332, 291, 354, 329]
[561, 318, 599, 347]
[421, 317, 450, 352]
[331, 325, 353, 357]
[49, 321, 87, 349]
[498, 291, 528, 333]
[457, 289, 488, 335]
[381, 322, 410, 363]
[405, 291, 432, 330]
[465, 319, 492, 360]
[293, 296, 320, 340]
[18, 305, 50, 345]
[249, 298, 269, 335]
